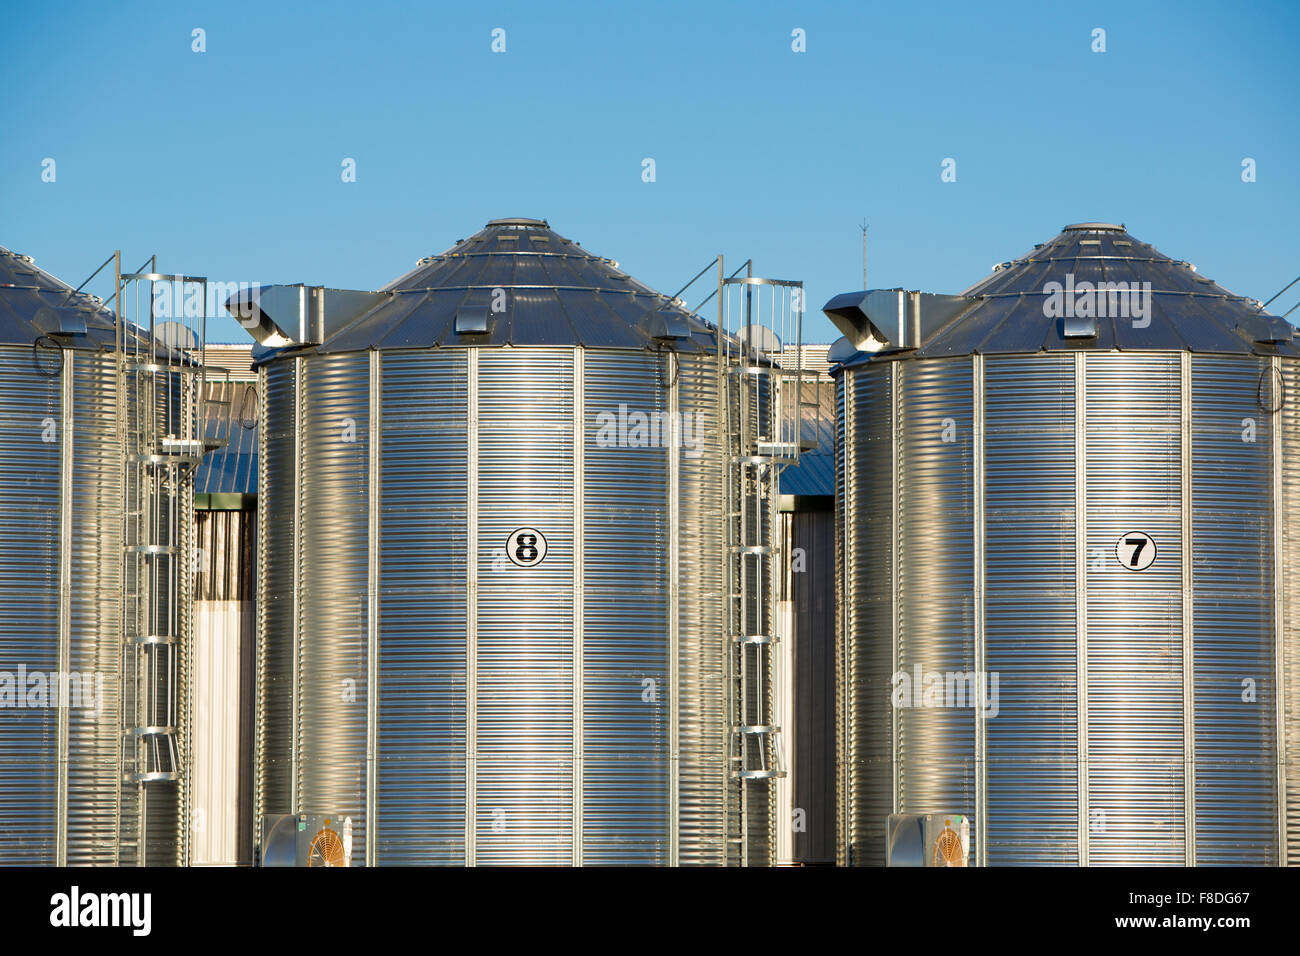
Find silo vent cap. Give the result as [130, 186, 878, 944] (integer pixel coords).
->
[485, 217, 549, 229]
[1063, 222, 1126, 232]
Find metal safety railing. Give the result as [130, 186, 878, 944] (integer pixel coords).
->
[113, 258, 206, 858]
[716, 262, 803, 866]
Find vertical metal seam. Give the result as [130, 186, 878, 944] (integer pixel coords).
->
[1274, 354, 1288, 865]
[1181, 352, 1195, 866]
[253, 365, 268, 858]
[55, 349, 73, 867]
[465, 348, 478, 865]
[366, 350, 380, 866]
[291, 356, 301, 814]
[837, 373, 850, 865]
[891, 363, 901, 816]
[973, 355, 987, 866]
[1075, 352, 1088, 866]
[572, 347, 584, 865]
[112, 255, 124, 867]
[714, 257, 733, 865]
[668, 351, 681, 866]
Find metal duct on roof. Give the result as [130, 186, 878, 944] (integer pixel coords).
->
[227, 284, 389, 348]
[823, 289, 975, 353]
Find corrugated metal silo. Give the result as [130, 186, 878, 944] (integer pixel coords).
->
[828, 222, 1300, 866]
[0, 246, 197, 865]
[242, 218, 776, 865]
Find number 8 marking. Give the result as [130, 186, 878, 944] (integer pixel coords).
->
[506, 528, 548, 568]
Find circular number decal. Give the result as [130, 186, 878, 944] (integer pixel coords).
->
[506, 528, 548, 568]
[1116, 531, 1157, 571]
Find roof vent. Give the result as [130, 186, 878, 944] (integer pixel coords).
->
[1244, 312, 1294, 345]
[33, 305, 86, 337]
[454, 307, 490, 335]
[639, 309, 691, 342]
[1062, 314, 1098, 339]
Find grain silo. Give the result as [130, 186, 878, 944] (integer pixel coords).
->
[0, 247, 203, 865]
[238, 218, 797, 865]
[827, 222, 1300, 866]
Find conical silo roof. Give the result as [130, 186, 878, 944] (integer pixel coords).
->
[0, 245, 121, 349]
[316, 218, 717, 353]
[913, 222, 1297, 358]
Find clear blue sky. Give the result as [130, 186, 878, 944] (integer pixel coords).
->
[3, 0, 1297, 343]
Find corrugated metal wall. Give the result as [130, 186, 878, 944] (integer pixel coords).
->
[675, 354, 728, 866]
[0, 346, 61, 864]
[1190, 355, 1277, 864]
[581, 351, 668, 864]
[896, 359, 976, 823]
[1083, 353, 1185, 865]
[255, 361, 296, 835]
[475, 348, 576, 863]
[0, 348, 186, 865]
[260, 346, 733, 865]
[837, 364, 894, 865]
[984, 354, 1077, 865]
[66, 352, 129, 865]
[1283, 358, 1300, 866]
[838, 350, 1291, 866]
[376, 349, 467, 863]
[296, 354, 370, 859]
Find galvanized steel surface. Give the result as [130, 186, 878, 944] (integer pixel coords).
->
[836, 349, 1293, 865]
[257, 345, 737, 864]
[1190, 355, 1277, 864]
[295, 354, 370, 859]
[311, 220, 717, 355]
[255, 361, 297, 831]
[983, 354, 1077, 865]
[1282, 358, 1300, 865]
[0, 345, 188, 864]
[0, 247, 120, 349]
[895, 360, 975, 822]
[836, 364, 895, 865]
[65, 351, 131, 865]
[674, 354, 729, 866]
[0, 345, 61, 863]
[917, 224, 1299, 359]
[1083, 353, 1185, 865]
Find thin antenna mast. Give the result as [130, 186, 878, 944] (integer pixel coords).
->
[859, 218, 869, 289]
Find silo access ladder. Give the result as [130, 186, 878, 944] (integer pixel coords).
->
[717, 266, 804, 865]
[113, 260, 207, 861]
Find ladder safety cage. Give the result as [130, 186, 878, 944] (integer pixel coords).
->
[717, 265, 802, 865]
[114, 260, 206, 862]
